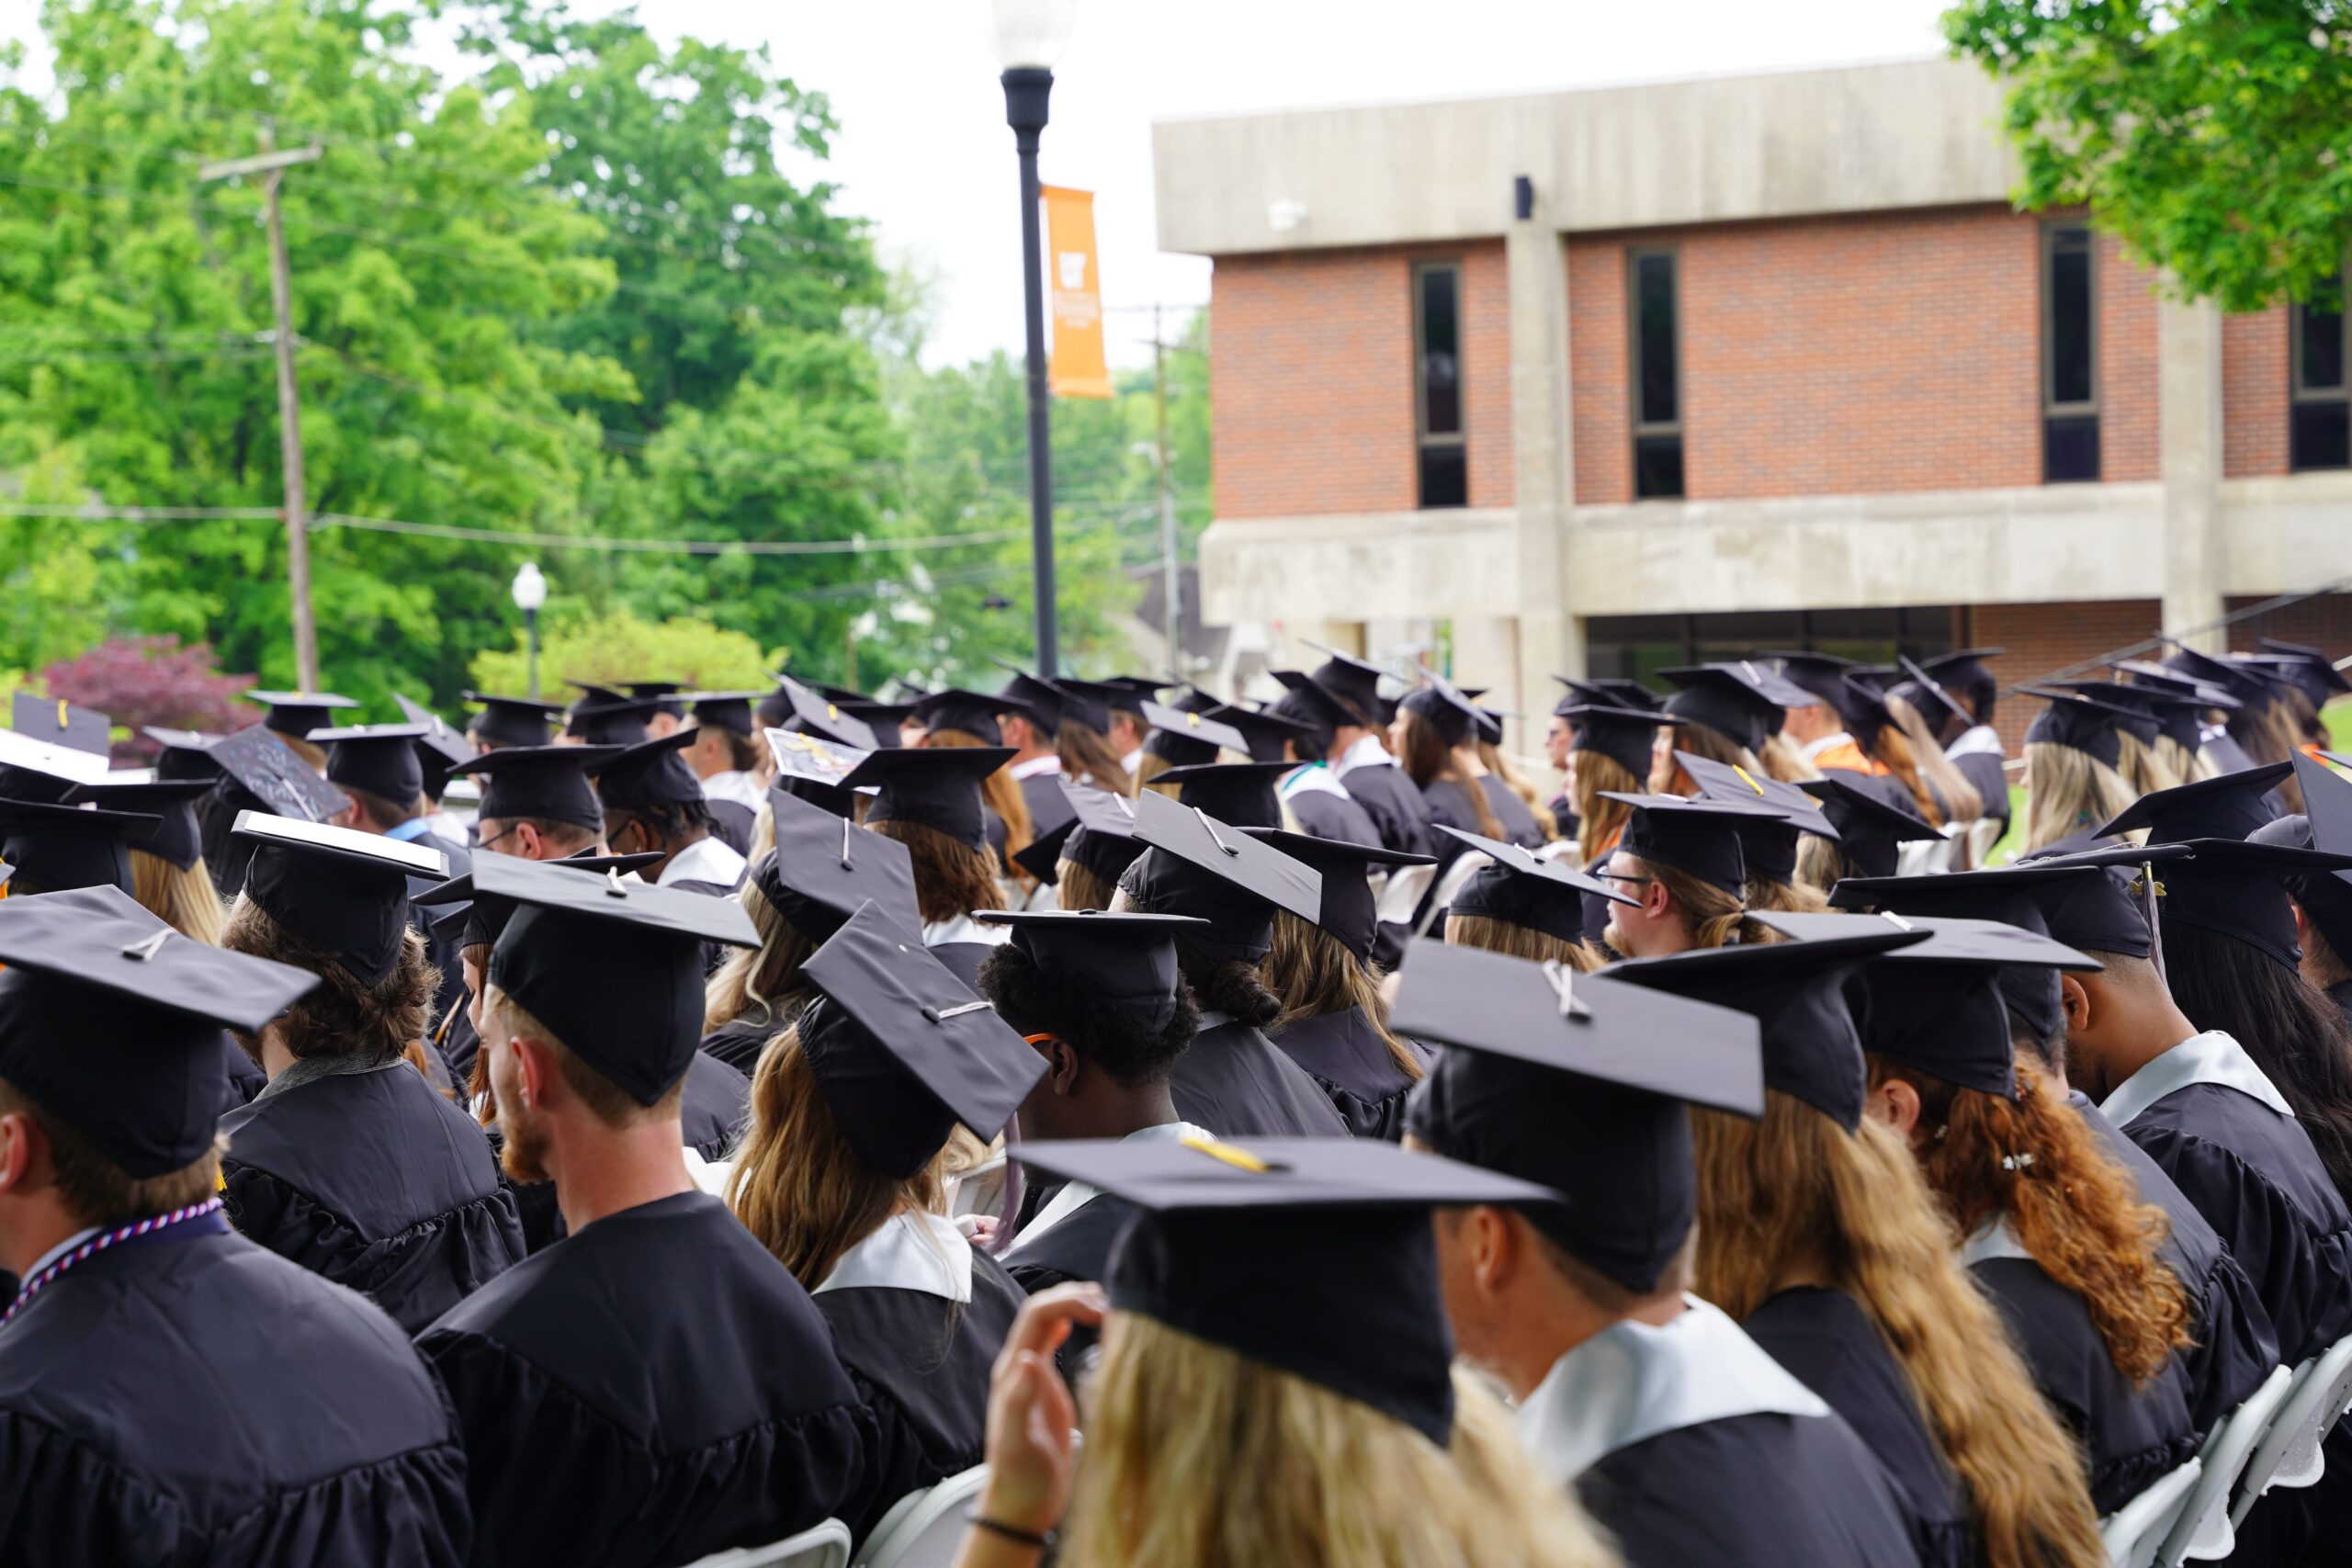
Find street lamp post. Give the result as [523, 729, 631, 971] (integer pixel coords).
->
[511, 562, 548, 698]
[992, 0, 1078, 678]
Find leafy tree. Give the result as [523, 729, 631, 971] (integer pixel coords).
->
[468, 607, 775, 704]
[1947, 0, 2352, 310]
[40, 634, 257, 762]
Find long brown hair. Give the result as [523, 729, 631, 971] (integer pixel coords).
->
[1745, 874, 1827, 914]
[928, 727, 1033, 871]
[703, 877, 819, 1032]
[871, 818, 1003, 924]
[1694, 1096, 2108, 1568]
[1867, 721, 1948, 828]
[132, 849, 225, 944]
[1573, 750, 1637, 868]
[1057, 718, 1136, 796]
[1396, 709, 1505, 840]
[1869, 1055, 2192, 1385]
[1444, 911, 1602, 972]
[1260, 908, 1422, 1080]
[1885, 692, 1983, 824]
[1647, 721, 1761, 795]
[1757, 731, 1819, 785]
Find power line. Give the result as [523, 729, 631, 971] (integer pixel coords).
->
[0, 504, 282, 521]
[311, 512, 1036, 556]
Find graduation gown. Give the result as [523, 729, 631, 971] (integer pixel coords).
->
[1522, 1297, 1923, 1568]
[1478, 775, 1545, 848]
[1018, 771, 1074, 839]
[1279, 768, 1384, 846]
[220, 1057, 527, 1334]
[433, 998, 480, 1089]
[2072, 1090, 2280, 1436]
[681, 1051, 751, 1163]
[1744, 1286, 1972, 1568]
[1170, 1012, 1351, 1139]
[1337, 757, 1434, 858]
[412, 833, 475, 1031]
[219, 1034, 266, 1109]
[0, 1227, 471, 1566]
[1265, 1007, 1429, 1140]
[1964, 1218, 2199, 1515]
[1950, 750, 2010, 830]
[700, 999, 807, 1076]
[418, 1190, 873, 1568]
[922, 915, 1010, 996]
[705, 797, 756, 858]
[813, 1212, 1024, 1537]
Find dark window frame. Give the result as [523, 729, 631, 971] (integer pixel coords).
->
[1627, 246, 1684, 500]
[2040, 222, 2101, 484]
[2290, 278, 2349, 472]
[1412, 260, 1468, 509]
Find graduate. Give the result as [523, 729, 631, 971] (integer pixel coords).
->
[455, 741, 616, 863]
[1556, 703, 1684, 927]
[1052, 676, 1157, 780]
[196, 721, 356, 898]
[463, 690, 565, 753]
[564, 682, 658, 747]
[1148, 758, 1294, 830]
[241, 688, 359, 772]
[1763, 650, 1872, 774]
[1276, 645, 1436, 858]
[910, 686, 1036, 875]
[417, 854, 872, 1567]
[1014, 779, 1147, 914]
[2254, 806, 2352, 1029]
[1651, 661, 1807, 788]
[1131, 687, 1231, 787]
[1250, 681, 1387, 844]
[595, 729, 749, 894]
[845, 743, 1021, 992]
[1795, 772, 1943, 888]
[393, 697, 477, 848]
[0, 886, 475, 1565]
[1840, 667, 1985, 832]
[679, 689, 771, 854]
[1673, 749, 1838, 915]
[1594, 793, 1780, 956]
[62, 775, 226, 942]
[725, 899, 1040, 1536]
[1111, 789, 1347, 1137]
[2018, 684, 2145, 854]
[1033, 674, 1134, 795]
[1393, 940, 1924, 1566]
[1440, 824, 1631, 970]
[0, 794, 155, 897]
[994, 672, 1080, 837]
[1393, 678, 1533, 864]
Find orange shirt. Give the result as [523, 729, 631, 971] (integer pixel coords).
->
[1808, 739, 1886, 776]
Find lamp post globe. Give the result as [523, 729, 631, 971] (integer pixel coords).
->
[511, 562, 548, 698]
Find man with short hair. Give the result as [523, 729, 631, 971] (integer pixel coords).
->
[1272, 650, 1434, 857]
[680, 691, 769, 855]
[595, 731, 748, 895]
[997, 672, 1073, 839]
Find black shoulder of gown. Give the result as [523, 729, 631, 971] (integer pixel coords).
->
[220, 1034, 266, 1110]
[432, 998, 480, 1089]
[1169, 1017, 1350, 1139]
[1264, 1007, 1428, 1140]
[681, 1051, 751, 1162]
[1002, 1194, 1135, 1295]
[418, 1190, 874, 1568]
[1478, 775, 1545, 849]
[1951, 750, 2011, 826]
[705, 796, 756, 857]
[1019, 773, 1075, 838]
[0, 1232, 470, 1566]
[1578, 1408, 1926, 1568]
[1744, 1286, 1973, 1568]
[220, 1064, 527, 1334]
[701, 998, 807, 1076]
[926, 941, 997, 995]
[817, 1247, 1024, 1537]
[1968, 1254, 2199, 1514]
[1283, 784, 1383, 846]
[1338, 762, 1433, 858]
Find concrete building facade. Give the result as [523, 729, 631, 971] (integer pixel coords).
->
[1154, 58, 2352, 754]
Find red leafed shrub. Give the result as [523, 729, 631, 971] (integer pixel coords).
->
[40, 637, 259, 766]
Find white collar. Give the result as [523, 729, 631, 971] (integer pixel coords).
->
[1514, 1296, 1828, 1487]
[1280, 762, 1351, 800]
[815, 1210, 972, 1303]
[21, 1224, 103, 1285]
[923, 912, 1013, 949]
[1947, 725, 2005, 760]
[1009, 754, 1062, 782]
[1333, 734, 1391, 780]
[1012, 1122, 1216, 1250]
[1121, 748, 1143, 775]
[653, 834, 748, 888]
[1797, 732, 1853, 764]
[701, 770, 765, 809]
[1961, 1214, 2035, 1268]
[2101, 1029, 2296, 1126]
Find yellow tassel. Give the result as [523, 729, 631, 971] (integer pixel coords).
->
[1179, 1134, 1269, 1172]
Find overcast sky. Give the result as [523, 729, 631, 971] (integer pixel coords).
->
[2, 0, 1962, 367]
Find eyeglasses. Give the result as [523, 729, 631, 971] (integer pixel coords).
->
[1599, 872, 1657, 889]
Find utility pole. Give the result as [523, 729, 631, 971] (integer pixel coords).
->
[1152, 303, 1182, 683]
[200, 123, 323, 692]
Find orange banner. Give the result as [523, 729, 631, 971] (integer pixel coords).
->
[1042, 185, 1112, 400]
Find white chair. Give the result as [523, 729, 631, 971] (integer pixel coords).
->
[851, 1465, 991, 1568]
[2157, 1362, 2294, 1564]
[2102, 1457, 2200, 1568]
[2231, 1335, 2352, 1528]
[1413, 852, 1493, 937]
[947, 1154, 1008, 1221]
[684, 1517, 854, 1568]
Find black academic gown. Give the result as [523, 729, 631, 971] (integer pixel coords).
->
[926, 942, 997, 995]
[706, 797, 756, 857]
[435, 1000, 480, 1089]
[1283, 781, 1384, 846]
[1743, 1286, 1973, 1568]
[682, 1051, 751, 1163]
[412, 834, 474, 1029]
[1019, 773, 1074, 839]
[418, 1191, 874, 1568]
[701, 1000, 807, 1076]
[1169, 1012, 1351, 1138]
[817, 1241, 1026, 1538]
[0, 1229, 471, 1565]
[220, 1060, 527, 1334]
[219, 1035, 266, 1109]
[1003, 1195, 1134, 1295]
[1339, 761, 1434, 858]
[1478, 775, 1545, 849]
[1265, 1007, 1429, 1140]
[1950, 750, 2011, 830]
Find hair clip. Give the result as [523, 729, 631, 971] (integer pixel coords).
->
[2000, 1152, 2037, 1172]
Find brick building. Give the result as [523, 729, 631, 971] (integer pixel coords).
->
[1153, 59, 2352, 754]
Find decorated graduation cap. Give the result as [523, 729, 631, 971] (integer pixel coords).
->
[1299, 641, 1388, 727]
[0, 886, 319, 1177]
[232, 811, 445, 985]
[1242, 829, 1435, 962]
[684, 691, 765, 739]
[451, 743, 620, 830]
[766, 728, 873, 819]
[463, 692, 564, 750]
[1657, 663, 1792, 755]
[1798, 775, 1940, 880]
[910, 688, 1014, 748]
[2020, 683, 2141, 768]
[12, 692, 111, 759]
[1150, 760, 1293, 830]
[1116, 787, 1321, 964]
[844, 744, 1017, 852]
[0, 796, 160, 895]
[774, 676, 881, 751]
[1396, 937, 1763, 1293]
[1440, 823, 1634, 942]
[204, 725, 351, 823]
[751, 784, 922, 942]
[796, 899, 1045, 1178]
[592, 729, 704, 815]
[976, 908, 1205, 1031]
[482, 850, 757, 1103]
[1018, 1133, 1549, 1447]
[1598, 792, 1769, 896]
[309, 722, 430, 806]
[243, 690, 358, 740]
[1013, 780, 1145, 888]
[62, 778, 211, 872]
[1137, 700, 1244, 770]
[413, 850, 662, 953]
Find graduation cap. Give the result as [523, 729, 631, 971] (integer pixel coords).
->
[242, 690, 358, 739]
[566, 695, 658, 746]
[12, 692, 111, 759]
[1657, 663, 1792, 755]
[2164, 645, 2289, 709]
[449, 743, 619, 831]
[1887, 656, 1975, 735]
[413, 850, 662, 953]
[910, 688, 1014, 748]
[622, 680, 688, 717]
[2019, 683, 2140, 768]
[2112, 660, 2241, 712]
[1598, 792, 1769, 896]
[1150, 760, 1294, 831]
[232, 811, 446, 985]
[592, 730, 704, 815]
[146, 727, 225, 784]
[1678, 750, 1836, 839]
[845, 744, 1017, 852]
[62, 778, 210, 872]
[0, 885, 319, 1177]
[1213, 702, 1316, 765]
[1117, 788, 1322, 964]
[993, 671, 1073, 735]
[1296, 642, 1389, 728]
[765, 728, 874, 819]
[1798, 774, 1942, 880]
[1438, 824, 1633, 942]
[1823, 868, 2095, 1041]
[2120, 754, 2352, 967]
[973, 908, 1204, 1030]
[1012, 781, 1146, 888]
[566, 681, 629, 708]
[308, 722, 430, 806]
[481, 851, 755, 1102]
[1758, 650, 1861, 716]
[1553, 674, 1661, 716]
[751, 784, 922, 942]
[1395, 674, 1485, 749]
[1055, 676, 1153, 723]
[2098, 761, 2290, 845]
[2258, 637, 2352, 705]
[1266, 671, 1353, 741]
[774, 676, 881, 751]
[463, 692, 564, 750]
[203, 725, 351, 823]
[0, 720, 115, 796]
[684, 691, 765, 739]
[1137, 701, 1245, 770]
[390, 695, 476, 798]
[797, 898, 1045, 1178]
[1015, 1133, 1550, 1447]
[0, 796, 160, 895]
[1395, 937, 1763, 1294]
[835, 698, 914, 747]
[2253, 773, 2352, 959]
[1920, 648, 2004, 702]
[1241, 829, 1434, 962]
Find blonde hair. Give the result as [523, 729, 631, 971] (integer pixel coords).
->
[1794, 832, 1862, 896]
[1618, 852, 1775, 950]
[2154, 733, 2213, 787]
[1757, 731, 1819, 785]
[1261, 908, 1422, 1081]
[1443, 911, 1602, 971]
[1693, 1097, 2106, 1568]
[1054, 857, 1121, 914]
[1744, 874, 1827, 914]
[1886, 693, 1983, 825]
[2115, 729, 2181, 799]
[1067, 1314, 1619, 1568]
[1573, 750, 1638, 868]
[2023, 742, 2141, 855]
[703, 877, 818, 1032]
[131, 849, 225, 945]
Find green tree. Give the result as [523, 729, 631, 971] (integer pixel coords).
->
[1947, 0, 2352, 310]
[469, 607, 775, 701]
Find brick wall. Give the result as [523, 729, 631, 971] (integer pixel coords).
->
[1207, 241, 1511, 519]
[1969, 599, 2165, 757]
[2223, 308, 2290, 478]
[2223, 592, 2352, 660]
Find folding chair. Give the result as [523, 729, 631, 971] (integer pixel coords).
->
[2156, 1362, 2293, 1564]
[2101, 1457, 2200, 1568]
[1413, 852, 1492, 938]
[851, 1465, 991, 1568]
[2231, 1335, 2352, 1528]
[684, 1517, 853, 1568]
[947, 1154, 1008, 1221]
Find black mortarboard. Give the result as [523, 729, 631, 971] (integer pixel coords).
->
[2165, 646, 2288, 709]
[1921, 648, 2004, 701]
[684, 690, 764, 739]
[993, 671, 1070, 734]
[463, 692, 564, 750]
[1138, 701, 1245, 769]
[242, 690, 357, 739]
[62, 779, 209, 872]
[1554, 674, 1662, 716]
[797, 899, 1044, 1177]
[1117, 788, 1321, 964]
[310, 723, 429, 805]
[1016, 1134, 1548, 1446]
[1823, 872, 2088, 1039]
[910, 688, 1012, 748]
[452, 743, 620, 830]
[1657, 664, 1791, 754]
[12, 692, 111, 758]
[1300, 642, 1388, 728]
[146, 728, 224, 784]
[2020, 684, 2135, 768]
[0, 797, 158, 894]
[1798, 775, 1941, 880]
[566, 694, 658, 746]
[1600, 792, 1763, 896]
[1218, 701, 1318, 764]
[844, 744, 1017, 852]
[1391, 684, 1470, 749]
[835, 698, 915, 748]
[1560, 703, 1683, 784]
[752, 785, 922, 942]
[623, 680, 688, 718]
[232, 811, 446, 984]
[482, 852, 757, 1102]
[775, 676, 881, 751]
[203, 726, 350, 822]
[2098, 761, 2290, 844]
[1888, 656, 1976, 735]
[1241, 829, 1434, 962]
[1439, 824, 1634, 942]
[390, 696, 476, 799]
[1677, 749, 1835, 885]
[413, 850, 662, 952]
[592, 730, 705, 815]
[1056, 677, 1152, 723]
[2258, 637, 2352, 705]
[1395, 938, 1762, 1292]
[1758, 651, 1861, 716]
[1151, 760, 1294, 830]
[1013, 781, 1146, 889]
[0, 885, 318, 1176]
[976, 908, 1204, 1032]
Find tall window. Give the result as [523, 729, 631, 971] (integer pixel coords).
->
[2041, 224, 2100, 483]
[2292, 279, 2349, 470]
[1413, 262, 1466, 508]
[1629, 248, 1683, 499]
